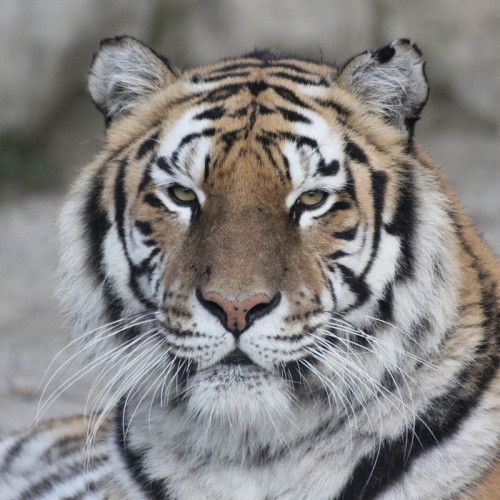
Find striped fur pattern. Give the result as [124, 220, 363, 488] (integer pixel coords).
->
[1, 37, 500, 499]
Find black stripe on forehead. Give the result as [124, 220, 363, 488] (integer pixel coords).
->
[198, 77, 314, 111]
[136, 131, 160, 160]
[345, 140, 368, 164]
[168, 128, 216, 171]
[269, 71, 329, 86]
[316, 159, 340, 177]
[276, 106, 311, 124]
[255, 135, 290, 183]
[194, 106, 226, 121]
[277, 131, 318, 150]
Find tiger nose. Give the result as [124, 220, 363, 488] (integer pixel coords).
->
[199, 291, 280, 337]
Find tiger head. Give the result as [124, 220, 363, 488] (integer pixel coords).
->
[59, 37, 458, 435]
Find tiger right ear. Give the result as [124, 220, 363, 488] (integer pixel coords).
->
[88, 36, 177, 125]
[337, 39, 429, 134]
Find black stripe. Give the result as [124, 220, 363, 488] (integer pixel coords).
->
[343, 161, 358, 204]
[247, 105, 257, 133]
[276, 106, 311, 124]
[204, 153, 211, 183]
[272, 85, 312, 108]
[114, 161, 157, 310]
[157, 156, 176, 175]
[330, 200, 351, 212]
[272, 62, 313, 74]
[143, 193, 164, 208]
[136, 247, 161, 273]
[375, 283, 394, 323]
[135, 220, 153, 236]
[203, 83, 244, 103]
[345, 141, 368, 164]
[136, 131, 159, 160]
[333, 225, 358, 241]
[270, 71, 324, 86]
[317, 159, 340, 177]
[171, 128, 216, 167]
[186, 128, 216, 143]
[280, 150, 292, 180]
[0, 434, 32, 473]
[84, 167, 111, 280]
[337, 263, 371, 309]
[328, 250, 348, 260]
[193, 70, 250, 83]
[115, 399, 172, 499]
[256, 136, 288, 182]
[220, 129, 243, 153]
[17, 457, 108, 500]
[84, 167, 124, 321]
[280, 131, 318, 150]
[194, 106, 226, 120]
[205, 62, 263, 73]
[258, 105, 273, 115]
[137, 161, 153, 194]
[384, 164, 416, 281]
[247, 80, 269, 96]
[114, 159, 128, 246]
[314, 98, 350, 117]
[361, 170, 387, 278]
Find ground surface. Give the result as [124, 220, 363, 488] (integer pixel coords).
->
[0, 127, 499, 435]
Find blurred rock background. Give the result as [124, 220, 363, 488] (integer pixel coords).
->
[1, 0, 499, 433]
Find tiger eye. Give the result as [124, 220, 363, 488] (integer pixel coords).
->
[169, 185, 197, 203]
[297, 190, 327, 207]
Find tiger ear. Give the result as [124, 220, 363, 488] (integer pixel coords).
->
[337, 39, 429, 133]
[88, 36, 177, 125]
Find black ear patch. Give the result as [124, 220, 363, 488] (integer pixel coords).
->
[372, 45, 396, 64]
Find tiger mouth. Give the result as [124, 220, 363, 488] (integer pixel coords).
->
[219, 348, 254, 366]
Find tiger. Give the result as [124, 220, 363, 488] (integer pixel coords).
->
[1, 35, 499, 499]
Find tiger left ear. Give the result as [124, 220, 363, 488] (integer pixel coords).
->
[337, 39, 429, 134]
[88, 36, 177, 125]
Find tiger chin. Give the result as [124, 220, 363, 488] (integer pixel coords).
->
[1, 37, 500, 500]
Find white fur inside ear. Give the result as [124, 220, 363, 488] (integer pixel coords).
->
[88, 36, 175, 121]
[338, 39, 429, 130]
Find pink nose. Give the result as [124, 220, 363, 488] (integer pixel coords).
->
[202, 292, 272, 335]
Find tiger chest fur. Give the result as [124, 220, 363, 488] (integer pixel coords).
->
[1, 37, 499, 500]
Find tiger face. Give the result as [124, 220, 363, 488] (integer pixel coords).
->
[59, 37, 454, 432]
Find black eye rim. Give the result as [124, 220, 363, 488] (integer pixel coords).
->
[294, 190, 328, 211]
[166, 184, 199, 207]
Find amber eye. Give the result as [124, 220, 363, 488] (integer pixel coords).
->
[296, 190, 327, 208]
[168, 185, 197, 204]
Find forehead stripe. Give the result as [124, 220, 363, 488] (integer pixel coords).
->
[316, 159, 340, 177]
[194, 106, 226, 121]
[157, 156, 175, 175]
[345, 141, 368, 164]
[269, 71, 328, 86]
[280, 131, 318, 150]
[194, 71, 251, 83]
[276, 106, 311, 124]
[272, 85, 311, 109]
[136, 131, 160, 160]
[170, 128, 216, 168]
[314, 98, 350, 117]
